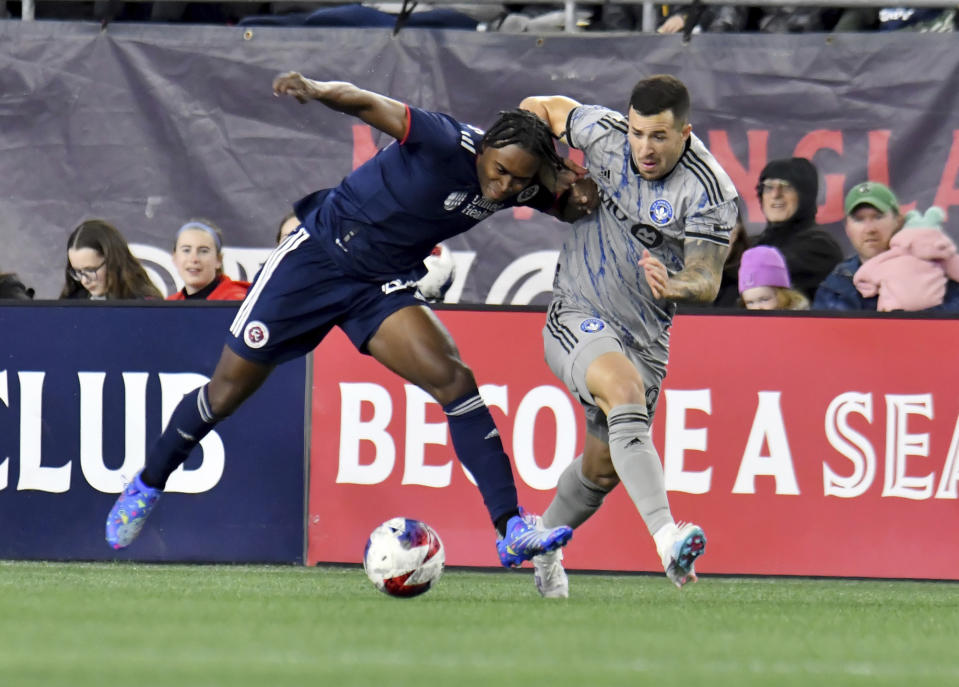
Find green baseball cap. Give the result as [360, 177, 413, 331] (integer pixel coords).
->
[844, 181, 899, 215]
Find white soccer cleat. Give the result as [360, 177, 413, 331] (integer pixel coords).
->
[533, 547, 569, 599]
[655, 521, 706, 589]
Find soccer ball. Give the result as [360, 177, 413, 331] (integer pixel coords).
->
[417, 243, 456, 302]
[363, 517, 445, 598]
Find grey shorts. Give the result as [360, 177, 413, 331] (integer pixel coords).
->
[542, 299, 669, 442]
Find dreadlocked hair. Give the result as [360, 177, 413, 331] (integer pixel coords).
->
[480, 109, 564, 171]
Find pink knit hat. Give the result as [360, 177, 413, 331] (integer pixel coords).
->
[738, 246, 791, 293]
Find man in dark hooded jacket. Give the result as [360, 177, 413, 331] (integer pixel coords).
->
[0, 272, 35, 300]
[753, 157, 842, 300]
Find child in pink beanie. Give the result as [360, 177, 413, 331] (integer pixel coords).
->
[738, 245, 810, 310]
[854, 207, 959, 311]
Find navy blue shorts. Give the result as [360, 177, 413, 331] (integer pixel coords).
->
[226, 227, 423, 364]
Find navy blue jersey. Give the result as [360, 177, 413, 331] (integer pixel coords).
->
[294, 106, 554, 281]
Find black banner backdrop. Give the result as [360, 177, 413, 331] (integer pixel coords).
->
[2, 22, 958, 301]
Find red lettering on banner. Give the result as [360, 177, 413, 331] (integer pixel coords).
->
[867, 130, 891, 186]
[794, 130, 844, 224]
[866, 131, 917, 214]
[352, 124, 377, 170]
[934, 130, 959, 215]
[707, 130, 769, 224]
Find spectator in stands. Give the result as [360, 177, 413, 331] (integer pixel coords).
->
[239, 2, 492, 30]
[814, 182, 902, 310]
[814, 182, 959, 311]
[276, 211, 299, 244]
[656, 5, 842, 34]
[737, 245, 809, 310]
[834, 6, 956, 32]
[854, 206, 959, 311]
[0, 272, 35, 299]
[167, 219, 250, 301]
[753, 157, 842, 300]
[60, 219, 162, 300]
[657, 5, 748, 33]
[713, 207, 750, 306]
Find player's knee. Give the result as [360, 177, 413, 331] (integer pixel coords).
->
[420, 356, 476, 405]
[600, 379, 646, 409]
[584, 465, 619, 491]
[206, 379, 253, 418]
[582, 447, 619, 490]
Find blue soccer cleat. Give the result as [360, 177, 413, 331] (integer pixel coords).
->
[497, 508, 573, 568]
[105, 470, 162, 550]
[656, 521, 706, 589]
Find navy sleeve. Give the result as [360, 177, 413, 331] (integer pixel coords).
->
[403, 107, 465, 157]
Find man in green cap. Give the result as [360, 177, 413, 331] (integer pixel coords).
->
[812, 181, 904, 310]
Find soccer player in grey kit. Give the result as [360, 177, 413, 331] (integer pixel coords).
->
[521, 75, 738, 596]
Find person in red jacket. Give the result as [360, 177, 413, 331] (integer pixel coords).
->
[167, 219, 250, 301]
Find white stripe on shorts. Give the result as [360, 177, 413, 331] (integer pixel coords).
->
[230, 227, 309, 338]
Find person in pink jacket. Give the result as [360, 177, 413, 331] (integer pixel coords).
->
[854, 207, 959, 311]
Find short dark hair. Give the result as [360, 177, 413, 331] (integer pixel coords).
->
[629, 75, 690, 127]
[480, 109, 564, 171]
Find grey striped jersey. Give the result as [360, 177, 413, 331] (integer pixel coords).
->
[555, 104, 739, 350]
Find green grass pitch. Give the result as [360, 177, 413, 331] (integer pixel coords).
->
[1, 561, 958, 687]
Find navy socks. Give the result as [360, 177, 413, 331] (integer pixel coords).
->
[141, 385, 219, 490]
[444, 392, 519, 534]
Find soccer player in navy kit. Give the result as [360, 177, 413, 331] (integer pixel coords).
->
[105, 71, 574, 566]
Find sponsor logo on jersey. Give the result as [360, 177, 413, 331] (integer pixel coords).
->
[244, 321, 269, 349]
[580, 318, 605, 333]
[444, 191, 468, 211]
[516, 184, 540, 204]
[649, 199, 674, 225]
[381, 278, 418, 294]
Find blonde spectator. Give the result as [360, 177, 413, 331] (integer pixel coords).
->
[167, 219, 250, 301]
[61, 219, 162, 300]
[738, 245, 810, 310]
[276, 211, 300, 244]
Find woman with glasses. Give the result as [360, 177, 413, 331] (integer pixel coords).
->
[60, 219, 162, 300]
[166, 219, 249, 301]
[752, 157, 842, 300]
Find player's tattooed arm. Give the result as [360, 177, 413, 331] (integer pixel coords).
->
[640, 239, 729, 303]
[273, 72, 409, 140]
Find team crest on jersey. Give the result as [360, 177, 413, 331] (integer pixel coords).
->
[580, 318, 605, 333]
[444, 191, 468, 211]
[649, 199, 674, 225]
[517, 184, 540, 204]
[243, 321, 269, 349]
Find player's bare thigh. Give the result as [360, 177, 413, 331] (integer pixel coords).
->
[584, 350, 647, 415]
[366, 304, 476, 405]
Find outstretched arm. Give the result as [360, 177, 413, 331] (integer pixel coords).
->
[519, 95, 582, 141]
[273, 71, 409, 140]
[640, 239, 730, 303]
